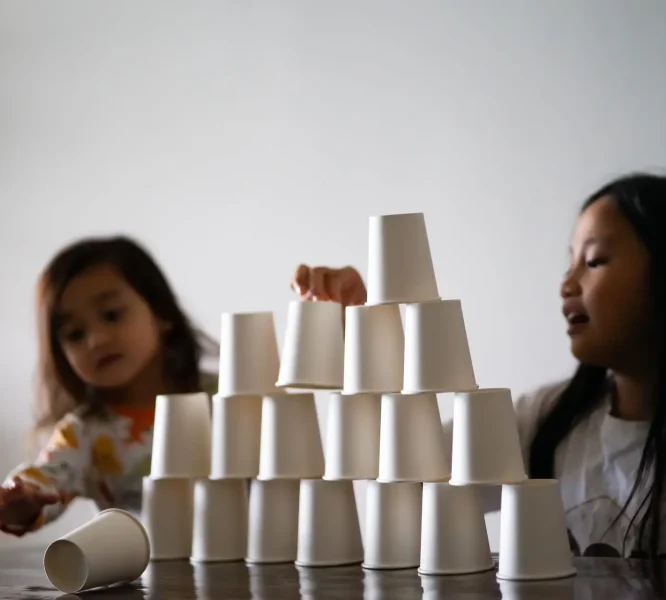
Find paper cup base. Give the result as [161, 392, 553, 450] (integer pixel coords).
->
[497, 568, 576, 582]
[276, 381, 342, 390]
[419, 564, 495, 576]
[401, 385, 479, 395]
[376, 476, 449, 484]
[295, 559, 362, 568]
[362, 562, 418, 571]
[191, 557, 245, 564]
[245, 557, 296, 565]
[448, 476, 527, 486]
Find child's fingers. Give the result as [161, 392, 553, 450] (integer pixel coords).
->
[290, 264, 311, 296]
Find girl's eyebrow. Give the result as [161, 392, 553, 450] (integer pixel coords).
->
[569, 235, 615, 255]
[92, 289, 122, 303]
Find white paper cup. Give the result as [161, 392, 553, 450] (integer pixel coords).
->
[343, 304, 404, 394]
[191, 479, 248, 563]
[141, 478, 193, 561]
[44, 508, 150, 594]
[363, 481, 422, 570]
[324, 393, 381, 480]
[276, 300, 344, 390]
[218, 311, 281, 396]
[296, 479, 363, 567]
[377, 393, 450, 483]
[258, 393, 325, 480]
[419, 482, 494, 575]
[402, 299, 477, 394]
[367, 212, 439, 306]
[150, 392, 211, 479]
[449, 388, 527, 486]
[246, 479, 300, 564]
[210, 394, 262, 479]
[497, 480, 576, 581]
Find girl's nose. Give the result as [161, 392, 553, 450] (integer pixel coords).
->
[560, 270, 582, 299]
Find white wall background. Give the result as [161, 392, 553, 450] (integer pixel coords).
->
[1, 0, 665, 550]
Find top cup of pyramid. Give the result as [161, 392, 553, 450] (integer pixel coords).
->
[366, 212, 440, 306]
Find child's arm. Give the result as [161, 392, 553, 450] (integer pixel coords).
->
[0, 413, 91, 536]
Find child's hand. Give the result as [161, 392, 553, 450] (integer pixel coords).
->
[291, 265, 367, 307]
[0, 477, 59, 529]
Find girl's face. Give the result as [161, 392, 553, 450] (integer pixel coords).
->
[56, 264, 166, 390]
[561, 196, 653, 371]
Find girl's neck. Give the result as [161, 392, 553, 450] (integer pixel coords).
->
[611, 369, 655, 422]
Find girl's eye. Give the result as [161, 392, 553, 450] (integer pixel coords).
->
[64, 328, 85, 343]
[103, 308, 124, 323]
[586, 257, 608, 268]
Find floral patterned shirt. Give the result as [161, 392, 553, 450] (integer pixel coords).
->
[1, 404, 157, 536]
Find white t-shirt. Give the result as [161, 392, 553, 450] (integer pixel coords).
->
[444, 380, 659, 557]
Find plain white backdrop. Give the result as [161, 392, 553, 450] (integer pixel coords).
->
[1, 1, 665, 550]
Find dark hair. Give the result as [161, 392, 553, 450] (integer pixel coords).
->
[529, 173, 666, 565]
[34, 235, 217, 432]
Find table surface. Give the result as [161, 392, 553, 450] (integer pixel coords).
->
[0, 550, 663, 599]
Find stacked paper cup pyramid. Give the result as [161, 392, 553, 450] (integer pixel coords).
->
[141, 211, 575, 582]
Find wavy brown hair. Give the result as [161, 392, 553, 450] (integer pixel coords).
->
[34, 236, 217, 434]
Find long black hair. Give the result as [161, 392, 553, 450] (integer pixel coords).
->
[529, 173, 666, 562]
[35, 235, 217, 432]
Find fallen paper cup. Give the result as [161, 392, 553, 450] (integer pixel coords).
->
[324, 393, 381, 480]
[296, 479, 363, 567]
[402, 299, 477, 394]
[150, 392, 211, 479]
[449, 388, 526, 486]
[210, 394, 262, 479]
[497, 479, 576, 581]
[141, 478, 193, 561]
[419, 482, 494, 575]
[363, 481, 422, 570]
[377, 393, 450, 483]
[258, 393, 325, 480]
[343, 303, 404, 394]
[191, 479, 248, 563]
[44, 508, 150, 594]
[218, 311, 281, 396]
[276, 300, 344, 390]
[246, 479, 300, 564]
[366, 212, 439, 305]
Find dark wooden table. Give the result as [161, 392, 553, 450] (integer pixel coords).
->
[0, 550, 663, 599]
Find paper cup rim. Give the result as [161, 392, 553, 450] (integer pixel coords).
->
[418, 564, 496, 576]
[190, 556, 246, 564]
[364, 296, 440, 307]
[43, 539, 89, 593]
[361, 562, 419, 570]
[295, 559, 363, 568]
[342, 387, 401, 395]
[245, 557, 296, 565]
[449, 475, 527, 486]
[402, 385, 479, 395]
[376, 476, 448, 484]
[501, 478, 559, 488]
[275, 380, 343, 390]
[496, 567, 576, 581]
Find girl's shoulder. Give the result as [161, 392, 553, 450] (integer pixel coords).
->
[513, 379, 570, 451]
